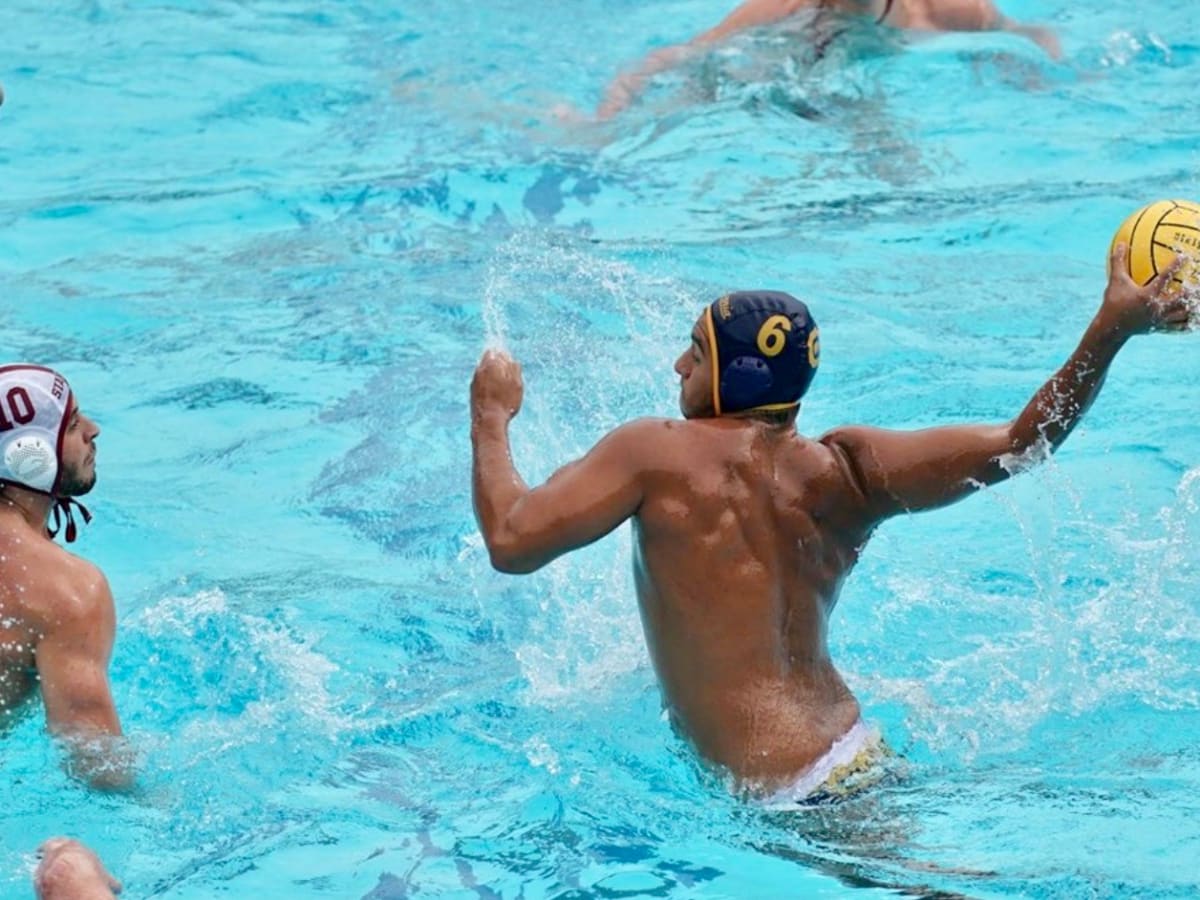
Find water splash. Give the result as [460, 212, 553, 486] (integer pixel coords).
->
[853, 463, 1200, 762]
[475, 230, 698, 703]
[127, 588, 357, 752]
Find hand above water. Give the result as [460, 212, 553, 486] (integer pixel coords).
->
[1102, 243, 1193, 337]
[471, 349, 524, 422]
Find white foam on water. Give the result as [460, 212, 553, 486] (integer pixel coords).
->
[475, 232, 696, 704]
[523, 735, 562, 775]
[129, 588, 356, 739]
[481, 260, 510, 351]
[1099, 29, 1171, 68]
[513, 548, 648, 705]
[133, 586, 230, 634]
[855, 464, 1200, 760]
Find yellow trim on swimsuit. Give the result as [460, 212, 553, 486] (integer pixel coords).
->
[806, 736, 893, 804]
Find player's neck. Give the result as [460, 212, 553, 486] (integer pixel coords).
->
[0, 485, 53, 534]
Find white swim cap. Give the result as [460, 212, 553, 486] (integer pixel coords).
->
[0, 364, 73, 495]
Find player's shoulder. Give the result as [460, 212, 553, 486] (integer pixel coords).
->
[603, 417, 710, 470]
[811, 425, 881, 499]
[26, 545, 112, 627]
[816, 424, 884, 457]
[609, 416, 690, 447]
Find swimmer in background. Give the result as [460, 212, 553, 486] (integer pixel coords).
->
[598, 0, 1061, 118]
[34, 838, 121, 900]
[471, 244, 1191, 804]
[0, 365, 131, 790]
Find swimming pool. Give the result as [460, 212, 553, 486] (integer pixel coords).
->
[1, 0, 1198, 895]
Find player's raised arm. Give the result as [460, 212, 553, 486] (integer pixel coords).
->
[825, 244, 1190, 525]
[471, 349, 653, 573]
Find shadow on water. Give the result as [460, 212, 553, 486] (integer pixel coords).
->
[750, 796, 994, 899]
[355, 776, 1003, 900]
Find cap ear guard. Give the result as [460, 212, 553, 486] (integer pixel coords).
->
[720, 356, 775, 412]
[1, 428, 59, 494]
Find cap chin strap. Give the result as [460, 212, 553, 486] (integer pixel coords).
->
[48, 497, 92, 543]
[734, 399, 801, 415]
[704, 306, 723, 416]
[0, 480, 93, 544]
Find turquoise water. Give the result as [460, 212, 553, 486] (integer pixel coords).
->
[2, 0, 1199, 896]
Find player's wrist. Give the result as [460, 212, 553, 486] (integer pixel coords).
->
[471, 404, 513, 429]
[1088, 305, 1136, 347]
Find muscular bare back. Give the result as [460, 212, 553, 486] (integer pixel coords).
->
[0, 531, 49, 717]
[0, 616, 37, 718]
[631, 417, 866, 786]
[699, 0, 1035, 39]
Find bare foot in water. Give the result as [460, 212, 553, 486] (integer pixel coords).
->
[34, 838, 122, 900]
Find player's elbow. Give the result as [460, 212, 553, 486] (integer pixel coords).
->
[488, 544, 525, 574]
[998, 422, 1054, 476]
[486, 530, 541, 574]
[489, 553, 539, 575]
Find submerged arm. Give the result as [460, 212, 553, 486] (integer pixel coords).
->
[471, 350, 649, 573]
[36, 572, 133, 791]
[826, 245, 1189, 525]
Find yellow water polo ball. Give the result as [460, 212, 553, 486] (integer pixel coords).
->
[1109, 199, 1200, 294]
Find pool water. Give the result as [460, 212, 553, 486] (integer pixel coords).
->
[2, 0, 1198, 896]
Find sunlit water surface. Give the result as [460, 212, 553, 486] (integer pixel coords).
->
[1, 0, 1199, 896]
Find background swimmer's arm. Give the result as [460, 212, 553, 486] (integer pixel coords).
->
[35, 571, 132, 791]
[823, 245, 1189, 525]
[597, 0, 806, 119]
[927, 0, 1061, 59]
[471, 349, 648, 573]
[996, 17, 1062, 60]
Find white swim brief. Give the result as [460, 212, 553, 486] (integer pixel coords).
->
[758, 719, 890, 809]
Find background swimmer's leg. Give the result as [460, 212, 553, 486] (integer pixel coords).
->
[841, 93, 929, 186]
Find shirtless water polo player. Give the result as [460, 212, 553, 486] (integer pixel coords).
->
[471, 245, 1191, 803]
[598, 0, 1061, 118]
[0, 364, 129, 789]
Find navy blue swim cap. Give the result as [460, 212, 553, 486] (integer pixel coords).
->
[703, 291, 820, 416]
